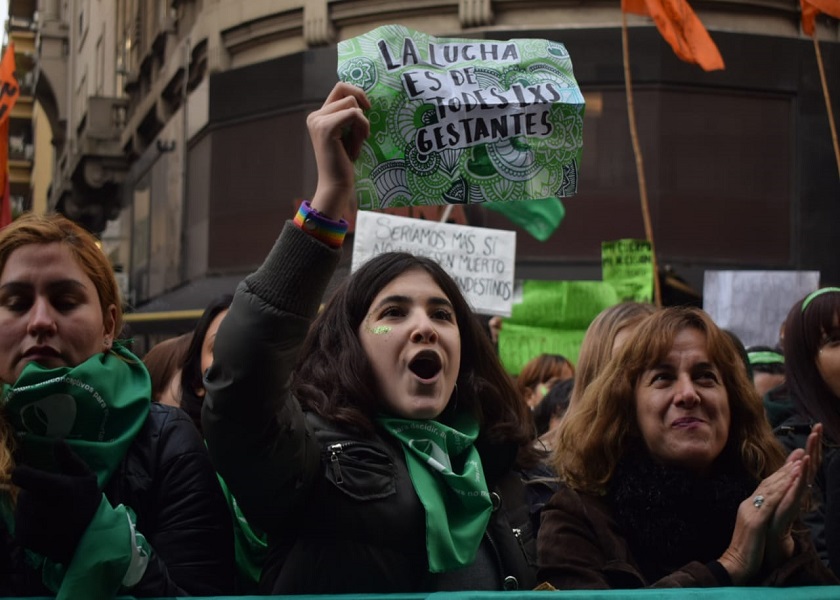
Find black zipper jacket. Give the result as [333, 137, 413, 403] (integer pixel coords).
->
[203, 222, 539, 594]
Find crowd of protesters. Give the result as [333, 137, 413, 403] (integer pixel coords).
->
[0, 81, 838, 597]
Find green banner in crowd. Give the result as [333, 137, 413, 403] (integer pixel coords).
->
[498, 280, 618, 374]
[337, 25, 585, 210]
[601, 239, 654, 303]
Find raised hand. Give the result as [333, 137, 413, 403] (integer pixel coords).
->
[308, 82, 371, 220]
[763, 424, 823, 567]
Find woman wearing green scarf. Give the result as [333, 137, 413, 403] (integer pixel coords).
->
[203, 82, 544, 594]
[0, 214, 235, 598]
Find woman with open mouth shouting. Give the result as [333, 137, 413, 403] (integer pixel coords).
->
[202, 82, 543, 594]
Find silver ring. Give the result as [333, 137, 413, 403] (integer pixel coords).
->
[753, 495, 765, 508]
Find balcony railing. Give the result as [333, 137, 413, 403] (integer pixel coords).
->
[9, 136, 34, 161]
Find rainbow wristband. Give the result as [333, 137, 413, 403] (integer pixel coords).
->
[293, 201, 348, 249]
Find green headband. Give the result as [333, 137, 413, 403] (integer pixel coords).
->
[747, 351, 784, 366]
[801, 287, 840, 313]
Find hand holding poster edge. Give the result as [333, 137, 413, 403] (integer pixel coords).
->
[337, 25, 585, 212]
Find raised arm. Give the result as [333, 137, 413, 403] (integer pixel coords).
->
[202, 83, 370, 535]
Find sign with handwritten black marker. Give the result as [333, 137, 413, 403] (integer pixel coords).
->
[352, 211, 516, 316]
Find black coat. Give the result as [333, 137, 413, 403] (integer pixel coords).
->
[775, 410, 840, 577]
[0, 403, 235, 596]
[204, 223, 539, 594]
[256, 411, 539, 594]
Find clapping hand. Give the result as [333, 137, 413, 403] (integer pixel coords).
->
[763, 424, 822, 567]
[718, 424, 822, 584]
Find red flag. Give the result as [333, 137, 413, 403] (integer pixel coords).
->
[801, 0, 840, 36]
[622, 0, 725, 71]
[0, 43, 19, 125]
[0, 44, 18, 229]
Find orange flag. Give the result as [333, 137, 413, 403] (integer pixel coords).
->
[801, 0, 840, 36]
[0, 44, 18, 229]
[622, 0, 725, 71]
[0, 43, 19, 125]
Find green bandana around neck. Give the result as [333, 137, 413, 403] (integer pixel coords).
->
[377, 412, 492, 573]
[3, 342, 151, 488]
[1, 343, 152, 597]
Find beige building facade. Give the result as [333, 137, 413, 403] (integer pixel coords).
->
[8, 0, 840, 336]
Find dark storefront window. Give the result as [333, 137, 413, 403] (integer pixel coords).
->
[483, 86, 792, 267]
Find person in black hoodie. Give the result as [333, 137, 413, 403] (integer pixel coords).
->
[0, 213, 234, 597]
[203, 82, 543, 594]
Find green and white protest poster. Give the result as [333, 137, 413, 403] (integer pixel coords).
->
[337, 25, 585, 211]
[601, 239, 654, 303]
[498, 280, 618, 374]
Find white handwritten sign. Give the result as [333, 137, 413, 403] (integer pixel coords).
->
[352, 211, 517, 316]
[703, 270, 820, 347]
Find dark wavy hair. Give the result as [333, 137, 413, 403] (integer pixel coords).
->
[783, 289, 840, 444]
[180, 294, 233, 432]
[292, 252, 538, 466]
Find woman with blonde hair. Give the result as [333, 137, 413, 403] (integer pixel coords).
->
[538, 306, 835, 588]
[536, 302, 655, 452]
[569, 301, 656, 407]
[0, 213, 234, 597]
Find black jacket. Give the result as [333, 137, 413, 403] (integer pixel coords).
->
[1, 403, 235, 596]
[775, 410, 840, 576]
[203, 223, 539, 594]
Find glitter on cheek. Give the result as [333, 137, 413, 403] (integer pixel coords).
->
[362, 313, 391, 335]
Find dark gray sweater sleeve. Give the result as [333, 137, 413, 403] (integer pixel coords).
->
[202, 222, 342, 535]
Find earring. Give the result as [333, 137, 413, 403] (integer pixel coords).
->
[104, 336, 112, 348]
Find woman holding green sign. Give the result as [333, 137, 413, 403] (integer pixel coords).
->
[0, 214, 235, 597]
[202, 82, 545, 593]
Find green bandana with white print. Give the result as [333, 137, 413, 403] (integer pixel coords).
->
[2, 342, 152, 598]
[377, 411, 492, 573]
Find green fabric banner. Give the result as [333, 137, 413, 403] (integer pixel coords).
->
[601, 239, 654, 303]
[378, 413, 491, 573]
[15, 584, 832, 599]
[485, 197, 566, 242]
[337, 25, 584, 210]
[499, 280, 618, 374]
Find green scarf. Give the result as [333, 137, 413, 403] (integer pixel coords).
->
[377, 412, 492, 573]
[217, 474, 268, 592]
[2, 343, 152, 598]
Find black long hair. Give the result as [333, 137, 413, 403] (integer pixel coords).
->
[180, 294, 233, 432]
[783, 289, 840, 443]
[292, 252, 538, 465]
